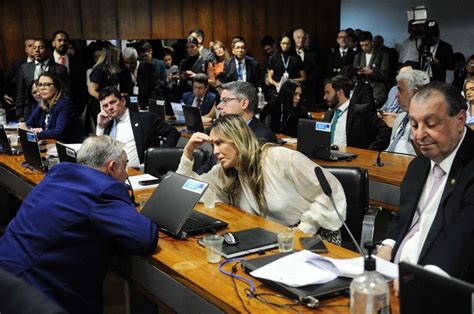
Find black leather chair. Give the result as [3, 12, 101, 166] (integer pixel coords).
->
[144, 147, 209, 178]
[323, 166, 379, 252]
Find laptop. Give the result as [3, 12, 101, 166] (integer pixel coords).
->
[241, 252, 351, 304]
[182, 106, 205, 133]
[148, 99, 166, 120]
[170, 102, 186, 124]
[140, 172, 228, 239]
[297, 119, 357, 161]
[56, 142, 79, 163]
[0, 125, 21, 155]
[399, 262, 474, 314]
[18, 128, 50, 172]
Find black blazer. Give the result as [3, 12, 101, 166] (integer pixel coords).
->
[353, 50, 389, 104]
[118, 61, 161, 109]
[324, 103, 390, 151]
[386, 128, 474, 282]
[351, 80, 375, 110]
[224, 56, 264, 89]
[327, 48, 356, 77]
[103, 110, 180, 163]
[430, 40, 454, 82]
[15, 61, 69, 118]
[65, 54, 87, 114]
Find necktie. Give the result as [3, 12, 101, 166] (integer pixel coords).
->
[387, 115, 409, 152]
[394, 165, 446, 263]
[237, 61, 243, 81]
[341, 50, 346, 59]
[59, 56, 66, 65]
[34, 62, 43, 80]
[109, 119, 119, 139]
[330, 109, 341, 144]
[196, 98, 201, 108]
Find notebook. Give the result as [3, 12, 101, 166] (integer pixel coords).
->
[56, 142, 79, 163]
[0, 125, 21, 155]
[148, 99, 166, 120]
[170, 102, 186, 124]
[241, 252, 351, 303]
[140, 172, 228, 238]
[182, 105, 205, 133]
[297, 119, 357, 161]
[18, 128, 50, 172]
[399, 262, 474, 314]
[198, 227, 279, 258]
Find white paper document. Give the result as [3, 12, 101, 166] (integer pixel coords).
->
[250, 250, 398, 287]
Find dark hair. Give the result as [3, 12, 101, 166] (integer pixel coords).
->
[231, 37, 246, 48]
[324, 76, 352, 98]
[186, 36, 200, 46]
[137, 41, 153, 54]
[413, 81, 467, 116]
[192, 73, 209, 87]
[37, 72, 62, 92]
[468, 55, 474, 62]
[278, 80, 301, 109]
[260, 35, 274, 47]
[52, 30, 69, 40]
[98, 86, 122, 102]
[221, 81, 258, 114]
[358, 31, 373, 42]
[34, 38, 51, 50]
[277, 32, 297, 55]
[189, 28, 205, 42]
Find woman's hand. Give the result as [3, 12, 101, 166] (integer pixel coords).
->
[376, 245, 393, 261]
[183, 132, 210, 160]
[31, 128, 43, 133]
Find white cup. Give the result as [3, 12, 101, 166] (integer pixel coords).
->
[277, 228, 295, 253]
[202, 190, 216, 209]
[8, 134, 18, 146]
[203, 234, 224, 263]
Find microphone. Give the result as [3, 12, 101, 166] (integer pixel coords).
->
[126, 177, 139, 207]
[314, 167, 365, 256]
[0, 104, 28, 116]
[373, 150, 385, 167]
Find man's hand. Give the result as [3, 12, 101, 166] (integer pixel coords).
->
[358, 67, 373, 76]
[376, 245, 393, 261]
[3, 95, 13, 105]
[202, 116, 213, 128]
[183, 132, 210, 160]
[97, 110, 112, 129]
[31, 128, 43, 133]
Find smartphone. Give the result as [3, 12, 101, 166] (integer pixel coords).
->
[299, 236, 328, 253]
[138, 179, 161, 186]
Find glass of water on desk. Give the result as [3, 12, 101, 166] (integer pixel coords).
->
[277, 228, 295, 252]
[203, 234, 224, 263]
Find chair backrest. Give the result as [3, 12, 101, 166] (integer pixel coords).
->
[323, 166, 369, 250]
[144, 147, 209, 177]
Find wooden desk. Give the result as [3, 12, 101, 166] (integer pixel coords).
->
[0, 154, 400, 313]
[381, 113, 397, 128]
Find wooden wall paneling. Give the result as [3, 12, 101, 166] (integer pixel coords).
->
[1, 1, 24, 67]
[292, 0, 306, 32]
[20, 0, 44, 39]
[117, 0, 151, 39]
[267, 0, 293, 41]
[315, 1, 340, 49]
[41, 0, 82, 39]
[211, 0, 227, 44]
[182, 0, 200, 40]
[151, 0, 183, 39]
[196, 0, 213, 47]
[240, 0, 267, 66]
[81, 0, 118, 39]
[224, 0, 241, 49]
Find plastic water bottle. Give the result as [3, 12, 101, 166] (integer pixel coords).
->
[257, 87, 265, 110]
[350, 243, 390, 314]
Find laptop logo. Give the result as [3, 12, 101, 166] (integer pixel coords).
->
[26, 133, 36, 142]
[66, 147, 76, 158]
[315, 122, 331, 132]
[182, 179, 207, 194]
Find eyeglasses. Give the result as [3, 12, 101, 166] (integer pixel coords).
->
[219, 97, 239, 106]
[37, 82, 54, 88]
[467, 63, 474, 67]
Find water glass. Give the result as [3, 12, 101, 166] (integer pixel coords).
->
[203, 234, 224, 263]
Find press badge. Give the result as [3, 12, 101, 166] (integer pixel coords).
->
[315, 121, 331, 132]
[182, 179, 207, 194]
[133, 86, 139, 95]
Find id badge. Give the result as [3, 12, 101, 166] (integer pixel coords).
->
[133, 85, 139, 95]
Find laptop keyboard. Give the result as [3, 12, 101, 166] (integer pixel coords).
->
[183, 215, 208, 230]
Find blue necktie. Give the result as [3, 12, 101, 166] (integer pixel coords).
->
[387, 116, 409, 152]
[109, 119, 118, 139]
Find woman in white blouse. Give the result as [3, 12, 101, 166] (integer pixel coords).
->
[177, 115, 347, 244]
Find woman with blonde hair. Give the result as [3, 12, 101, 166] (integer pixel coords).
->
[24, 73, 83, 143]
[177, 114, 346, 243]
[211, 40, 230, 77]
[464, 78, 474, 126]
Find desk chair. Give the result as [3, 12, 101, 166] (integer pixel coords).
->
[144, 147, 209, 178]
[323, 166, 380, 252]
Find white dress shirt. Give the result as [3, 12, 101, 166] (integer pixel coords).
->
[332, 100, 350, 146]
[53, 50, 69, 72]
[235, 58, 247, 82]
[365, 53, 373, 67]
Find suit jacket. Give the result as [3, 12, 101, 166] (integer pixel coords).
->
[386, 128, 474, 282]
[25, 96, 83, 143]
[353, 50, 389, 105]
[431, 39, 454, 82]
[62, 54, 87, 114]
[15, 61, 70, 119]
[103, 110, 180, 163]
[386, 111, 415, 155]
[180, 90, 217, 116]
[324, 103, 390, 151]
[327, 48, 356, 77]
[119, 61, 161, 109]
[0, 163, 158, 314]
[224, 56, 264, 89]
[351, 80, 375, 110]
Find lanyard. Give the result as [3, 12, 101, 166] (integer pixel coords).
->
[281, 54, 290, 72]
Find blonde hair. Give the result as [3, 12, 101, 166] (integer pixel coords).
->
[211, 115, 274, 216]
[211, 40, 230, 62]
[94, 45, 122, 75]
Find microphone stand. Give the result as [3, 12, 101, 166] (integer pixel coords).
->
[373, 150, 385, 167]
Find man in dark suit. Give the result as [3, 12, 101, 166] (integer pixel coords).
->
[378, 82, 474, 284]
[294, 28, 320, 105]
[136, 41, 168, 91]
[119, 47, 162, 110]
[51, 30, 87, 114]
[327, 30, 356, 78]
[180, 73, 217, 116]
[96, 86, 180, 168]
[430, 39, 454, 82]
[15, 38, 69, 120]
[323, 76, 390, 151]
[224, 38, 264, 89]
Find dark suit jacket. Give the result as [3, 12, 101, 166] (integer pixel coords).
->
[386, 128, 474, 282]
[224, 56, 264, 89]
[15, 61, 69, 119]
[431, 39, 454, 82]
[324, 103, 390, 150]
[103, 110, 180, 163]
[327, 48, 356, 77]
[180, 90, 217, 116]
[63, 54, 87, 114]
[119, 62, 161, 109]
[353, 50, 389, 104]
[351, 80, 375, 110]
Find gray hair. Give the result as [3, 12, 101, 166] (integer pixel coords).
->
[396, 69, 430, 92]
[122, 47, 138, 60]
[77, 136, 126, 169]
[220, 81, 258, 114]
